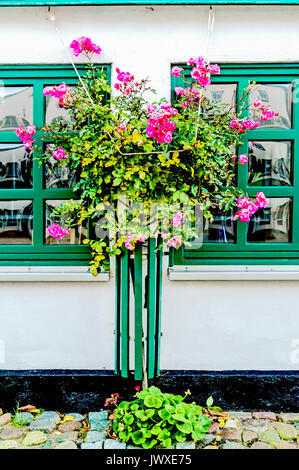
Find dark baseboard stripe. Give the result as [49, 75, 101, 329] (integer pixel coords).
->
[0, 370, 298, 412]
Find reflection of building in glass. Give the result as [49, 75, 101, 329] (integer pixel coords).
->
[204, 84, 237, 109]
[45, 199, 87, 245]
[0, 200, 33, 244]
[248, 141, 291, 186]
[0, 87, 33, 131]
[45, 87, 74, 125]
[250, 84, 292, 129]
[248, 198, 291, 243]
[44, 157, 77, 188]
[204, 207, 235, 243]
[0, 143, 32, 188]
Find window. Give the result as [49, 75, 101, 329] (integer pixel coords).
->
[0, 65, 110, 266]
[171, 64, 299, 266]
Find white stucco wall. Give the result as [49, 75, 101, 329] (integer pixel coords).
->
[0, 4, 299, 371]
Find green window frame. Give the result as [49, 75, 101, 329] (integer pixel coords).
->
[171, 63, 299, 266]
[0, 64, 110, 266]
[3, 1, 299, 6]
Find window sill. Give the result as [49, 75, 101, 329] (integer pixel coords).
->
[168, 265, 299, 281]
[0, 266, 109, 282]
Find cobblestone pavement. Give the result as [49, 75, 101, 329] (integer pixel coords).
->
[0, 408, 298, 449]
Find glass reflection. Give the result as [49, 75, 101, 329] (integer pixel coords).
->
[0, 144, 32, 188]
[248, 141, 292, 187]
[0, 86, 33, 131]
[0, 200, 33, 244]
[45, 87, 74, 125]
[203, 206, 236, 243]
[250, 84, 292, 129]
[204, 84, 237, 109]
[247, 198, 291, 243]
[45, 200, 87, 245]
[44, 157, 78, 188]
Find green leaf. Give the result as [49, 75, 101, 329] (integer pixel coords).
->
[135, 410, 147, 421]
[206, 396, 214, 407]
[176, 421, 193, 434]
[158, 409, 171, 420]
[142, 439, 157, 449]
[132, 430, 146, 445]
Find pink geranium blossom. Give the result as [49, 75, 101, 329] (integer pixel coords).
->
[52, 147, 68, 161]
[171, 66, 183, 77]
[238, 154, 248, 165]
[70, 37, 101, 57]
[47, 223, 70, 240]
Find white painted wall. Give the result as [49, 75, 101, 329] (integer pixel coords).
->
[0, 5, 299, 370]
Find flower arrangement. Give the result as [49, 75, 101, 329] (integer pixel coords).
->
[16, 37, 278, 274]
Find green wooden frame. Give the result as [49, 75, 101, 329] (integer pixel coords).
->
[171, 64, 299, 266]
[3, 1, 299, 6]
[0, 64, 111, 265]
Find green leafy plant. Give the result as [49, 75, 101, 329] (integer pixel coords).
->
[109, 386, 211, 449]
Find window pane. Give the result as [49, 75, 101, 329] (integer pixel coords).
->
[0, 86, 33, 131]
[248, 141, 292, 187]
[0, 143, 33, 188]
[203, 207, 236, 243]
[250, 84, 292, 129]
[45, 87, 74, 125]
[0, 200, 33, 244]
[45, 200, 87, 245]
[204, 83, 237, 109]
[247, 197, 291, 243]
[44, 158, 78, 189]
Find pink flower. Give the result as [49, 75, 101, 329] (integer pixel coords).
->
[135, 386, 141, 391]
[15, 125, 36, 150]
[195, 56, 205, 67]
[210, 64, 221, 75]
[198, 75, 211, 88]
[171, 66, 183, 77]
[114, 83, 120, 90]
[43, 83, 70, 106]
[190, 67, 202, 81]
[187, 58, 196, 66]
[230, 118, 240, 129]
[25, 126, 36, 136]
[47, 223, 70, 240]
[147, 104, 158, 114]
[166, 236, 184, 248]
[52, 147, 67, 161]
[255, 191, 269, 209]
[238, 154, 248, 165]
[254, 98, 261, 108]
[174, 87, 184, 96]
[70, 36, 101, 57]
[171, 212, 184, 227]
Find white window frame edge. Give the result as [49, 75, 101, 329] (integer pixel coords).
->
[0, 266, 109, 282]
[168, 265, 299, 281]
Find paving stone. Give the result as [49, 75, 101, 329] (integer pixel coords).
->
[40, 412, 61, 422]
[65, 413, 85, 422]
[208, 422, 219, 434]
[89, 412, 109, 431]
[86, 431, 106, 443]
[252, 412, 276, 421]
[29, 418, 57, 433]
[229, 412, 252, 420]
[242, 430, 258, 443]
[127, 445, 143, 449]
[202, 434, 216, 446]
[251, 441, 273, 449]
[279, 413, 299, 424]
[58, 420, 81, 433]
[222, 442, 245, 449]
[55, 431, 79, 442]
[176, 441, 196, 449]
[258, 425, 280, 445]
[203, 445, 218, 449]
[55, 440, 77, 449]
[222, 429, 242, 442]
[104, 439, 126, 449]
[0, 439, 18, 449]
[42, 440, 52, 449]
[0, 427, 22, 440]
[272, 422, 297, 440]
[81, 442, 103, 449]
[275, 443, 297, 449]
[224, 419, 240, 429]
[243, 419, 269, 433]
[0, 413, 11, 426]
[14, 412, 34, 425]
[23, 431, 48, 446]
